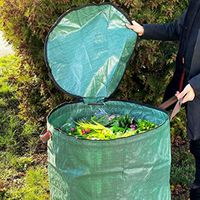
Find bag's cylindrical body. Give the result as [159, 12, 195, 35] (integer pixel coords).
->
[47, 101, 171, 200]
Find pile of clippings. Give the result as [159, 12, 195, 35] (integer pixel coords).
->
[63, 111, 157, 140]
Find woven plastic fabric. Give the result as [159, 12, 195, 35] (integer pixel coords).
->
[45, 4, 137, 99]
[47, 101, 171, 200]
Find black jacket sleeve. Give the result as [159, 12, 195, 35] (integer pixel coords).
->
[142, 10, 187, 41]
[188, 29, 200, 96]
[189, 74, 200, 96]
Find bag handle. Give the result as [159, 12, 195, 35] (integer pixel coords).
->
[159, 96, 182, 121]
[40, 128, 52, 143]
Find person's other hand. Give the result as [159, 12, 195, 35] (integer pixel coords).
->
[126, 20, 144, 36]
[175, 84, 195, 104]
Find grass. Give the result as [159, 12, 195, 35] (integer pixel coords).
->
[0, 152, 49, 200]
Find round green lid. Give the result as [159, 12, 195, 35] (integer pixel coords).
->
[45, 3, 137, 101]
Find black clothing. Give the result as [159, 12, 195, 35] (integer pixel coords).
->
[180, 0, 200, 78]
[190, 140, 200, 185]
[190, 187, 200, 200]
[190, 140, 200, 200]
[143, 0, 200, 140]
[184, 8, 200, 77]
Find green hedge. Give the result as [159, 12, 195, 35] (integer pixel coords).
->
[0, 55, 38, 154]
[0, 0, 188, 125]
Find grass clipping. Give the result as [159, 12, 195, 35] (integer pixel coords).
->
[63, 113, 157, 140]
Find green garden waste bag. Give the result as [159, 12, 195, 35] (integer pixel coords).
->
[44, 3, 171, 200]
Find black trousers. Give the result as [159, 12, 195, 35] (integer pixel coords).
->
[190, 140, 200, 200]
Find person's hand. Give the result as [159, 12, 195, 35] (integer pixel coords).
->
[126, 20, 144, 36]
[175, 84, 195, 104]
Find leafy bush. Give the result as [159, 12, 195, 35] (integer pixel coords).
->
[4, 166, 49, 200]
[170, 108, 187, 143]
[171, 146, 195, 186]
[0, 55, 38, 154]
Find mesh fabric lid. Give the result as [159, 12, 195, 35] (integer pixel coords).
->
[45, 3, 137, 100]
